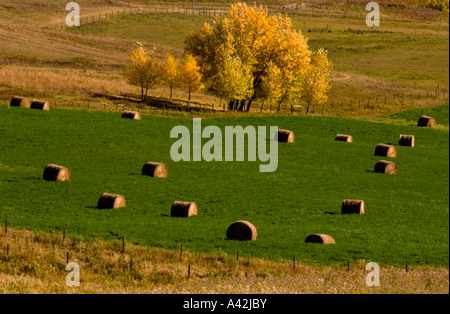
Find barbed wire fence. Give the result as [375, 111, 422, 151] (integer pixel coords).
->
[0, 220, 419, 282]
[67, 1, 448, 28]
[1, 87, 448, 117]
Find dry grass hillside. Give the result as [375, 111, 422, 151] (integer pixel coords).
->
[0, 0, 448, 116]
[0, 228, 448, 293]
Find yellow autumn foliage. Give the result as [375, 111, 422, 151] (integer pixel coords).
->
[123, 42, 163, 102]
[163, 51, 180, 102]
[185, 3, 325, 112]
[425, 0, 449, 13]
[301, 48, 333, 115]
[176, 54, 204, 104]
[213, 53, 254, 101]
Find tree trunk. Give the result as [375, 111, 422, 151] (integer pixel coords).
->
[306, 100, 312, 115]
[234, 100, 239, 111]
[228, 100, 234, 111]
[276, 94, 286, 112]
[169, 83, 173, 102]
[144, 86, 149, 102]
[188, 88, 191, 105]
[260, 98, 266, 112]
[140, 75, 146, 102]
[238, 99, 246, 111]
[246, 91, 257, 112]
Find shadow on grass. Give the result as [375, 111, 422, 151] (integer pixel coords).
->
[23, 176, 43, 181]
[92, 93, 211, 113]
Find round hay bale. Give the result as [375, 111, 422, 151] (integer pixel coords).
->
[10, 96, 30, 108]
[30, 100, 50, 111]
[375, 144, 397, 158]
[335, 134, 353, 142]
[374, 160, 397, 174]
[142, 162, 168, 178]
[121, 111, 141, 120]
[226, 220, 257, 241]
[399, 134, 415, 147]
[275, 129, 294, 143]
[98, 193, 126, 209]
[341, 199, 364, 214]
[305, 234, 335, 244]
[417, 116, 436, 128]
[171, 201, 197, 217]
[43, 164, 70, 181]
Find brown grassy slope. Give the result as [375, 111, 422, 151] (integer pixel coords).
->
[0, 228, 448, 294]
[0, 0, 448, 117]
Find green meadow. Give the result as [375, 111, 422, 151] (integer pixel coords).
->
[0, 104, 448, 267]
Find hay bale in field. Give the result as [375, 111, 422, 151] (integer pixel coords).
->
[417, 116, 436, 128]
[171, 201, 197, 217]
[374, 160, 398, 174]
[305, 234, 335, 244]
[121, 111, 141, 120]
[142, 162, 168, 178]
[226, 220, 257, 241]
[335, 134, 353, 142]
[10, 96, 30, 108]
[341, 199, 364, 214]
[275, 129, 294, 143]
[398, 134, 415, 147]
[43, 164, 70, 181]
[30, 100, 50, 111]
[98, 193, 126, 209]
[375, 144, 397, 158]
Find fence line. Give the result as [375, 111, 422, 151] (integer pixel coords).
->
[0, 221, 417, 278]
[69, 2, 448, 28]
[77, 7, 229, 27]
[1, 88, 448, 116]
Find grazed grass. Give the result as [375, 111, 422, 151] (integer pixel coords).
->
[370, 102, 450, 128]
[0, 105, 448, 268]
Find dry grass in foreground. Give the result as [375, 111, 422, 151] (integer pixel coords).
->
[0, 228, 448, 294]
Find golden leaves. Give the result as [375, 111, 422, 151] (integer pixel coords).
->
[123, 42, 163, 101]
[301, 49, 333, 114]
[213, 54, 254, 101]
[185, 2, 330, 112]
[176, 54, 204, 101]
[164, 52, 179, 83]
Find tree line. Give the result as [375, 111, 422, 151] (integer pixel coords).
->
[123, 3, 332, 115]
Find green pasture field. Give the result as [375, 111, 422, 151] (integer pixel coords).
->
[0, 104, 448, 267]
